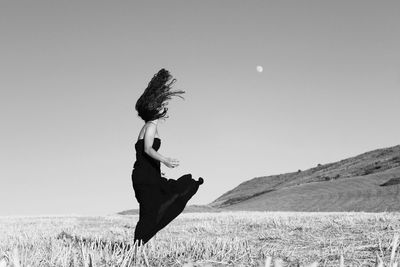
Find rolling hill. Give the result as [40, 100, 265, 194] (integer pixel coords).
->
[120, 144, 400, 215]
[209, 144, 400, 212]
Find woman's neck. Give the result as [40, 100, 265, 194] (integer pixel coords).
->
[148, 119, 158, 125]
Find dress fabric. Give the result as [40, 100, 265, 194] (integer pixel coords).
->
[131, 138, 201, 245]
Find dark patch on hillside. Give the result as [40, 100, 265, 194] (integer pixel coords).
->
[219, 189, 275, 207]
[380, 177, 400, 187]
[357, 156, 400, 176]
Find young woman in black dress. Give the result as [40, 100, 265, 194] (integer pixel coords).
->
[132, 68, 204, 245]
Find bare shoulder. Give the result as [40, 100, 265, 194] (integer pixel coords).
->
[138, 121, 159, 140]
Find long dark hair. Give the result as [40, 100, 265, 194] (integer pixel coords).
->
[135, 69, 185, 122]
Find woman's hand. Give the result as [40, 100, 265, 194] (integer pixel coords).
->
[163, 158, 179, 168]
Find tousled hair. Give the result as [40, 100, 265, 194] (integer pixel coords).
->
[135, 69, 185, 122]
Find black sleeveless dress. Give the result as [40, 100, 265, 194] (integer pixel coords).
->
[131, 137, 202, 245]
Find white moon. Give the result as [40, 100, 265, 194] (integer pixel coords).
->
[256, 66, 263, 73]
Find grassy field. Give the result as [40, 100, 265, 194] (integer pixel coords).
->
[1, 211, 400, 266]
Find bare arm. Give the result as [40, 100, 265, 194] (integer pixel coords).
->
[143, 123, 179, 168]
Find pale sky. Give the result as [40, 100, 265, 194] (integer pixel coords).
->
[1, 1, 399, 216]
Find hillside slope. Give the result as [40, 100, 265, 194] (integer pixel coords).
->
[210, 145, 400, 212]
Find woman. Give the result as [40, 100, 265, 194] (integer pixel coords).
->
[132, 68, 204, 245]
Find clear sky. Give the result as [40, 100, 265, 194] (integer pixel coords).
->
[1, 1, 399, 216]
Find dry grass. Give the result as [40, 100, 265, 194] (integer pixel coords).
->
[1, 211, 400, 266]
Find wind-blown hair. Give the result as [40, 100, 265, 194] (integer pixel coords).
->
[135, 69, 185, 122]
